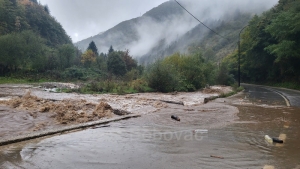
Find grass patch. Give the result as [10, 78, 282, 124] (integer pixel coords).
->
[62, 78, 154, 95]
[0, 77, 30, 84]
[265, 82, 300, 91]
[204, 85, 244, 103]
[220, 86, 243, 97]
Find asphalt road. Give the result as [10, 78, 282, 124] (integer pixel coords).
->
[242, 83, 300, 107]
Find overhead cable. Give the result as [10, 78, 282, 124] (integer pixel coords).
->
[174, 0, 229, 41]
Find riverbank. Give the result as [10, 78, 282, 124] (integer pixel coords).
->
[0, 83, 233, 142]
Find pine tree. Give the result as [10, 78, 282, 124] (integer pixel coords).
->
[87, 41, 99, 56]
[108, 45, 114, 54]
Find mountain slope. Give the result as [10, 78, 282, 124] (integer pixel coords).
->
[75, 1, 185, 55]
[0, 0, 71, 46]
[0, 0, 74, 75]
[75, 0, 276, 63]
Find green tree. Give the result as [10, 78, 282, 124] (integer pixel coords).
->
[44, 5, 50, 14]
[24, 2, 71, 46]
[81, 49, 96, 67]
[162, 52, 212, 91]
[58, 44, 75, 68]
[108, 45, 114, 54]
[146, 60, 179, 92]
[226, 0, 300, 84]
[96, 53, 106, 71]
[0, 30, 48, 73]
[216, 63, 235, 85]
[87, 41, 99, 56]
[265, 2, 300, 79]
[107, 51, 127, 76]
[120, 50, 137, 71]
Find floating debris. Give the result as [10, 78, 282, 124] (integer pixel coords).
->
[171, 115, 180, 121]
[265, 135, 273, 143]
[272, 137, 284, 144]
[210, 155, 224, 159]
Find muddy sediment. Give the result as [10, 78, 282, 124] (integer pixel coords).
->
[0, 84, 233, 140]
[0, 91, 124, 140]
[0, 91, 116, 125]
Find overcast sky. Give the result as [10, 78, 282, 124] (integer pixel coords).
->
[39, 0, 169, 42]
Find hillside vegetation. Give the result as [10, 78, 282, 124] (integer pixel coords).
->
[75, 1, 272, 65]
[0, 0, 75, 76]
[138, 11, 252, 64]
[2, 0, 294, 93]
[223, 0, 300, 88]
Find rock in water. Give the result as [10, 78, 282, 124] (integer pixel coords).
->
[171, 115, 180, 121]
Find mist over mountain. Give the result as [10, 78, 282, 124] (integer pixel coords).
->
[75, 0, 278, 63]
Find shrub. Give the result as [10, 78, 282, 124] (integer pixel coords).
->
[146, 61, 179, 93]
[216, 64, 235, 85]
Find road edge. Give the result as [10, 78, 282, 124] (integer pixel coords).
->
[242, 83, 291, 107]
[262, 87, 291, 107]
[0, 114, 141, 146]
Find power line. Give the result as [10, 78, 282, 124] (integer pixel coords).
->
[174, 0, 229, 41]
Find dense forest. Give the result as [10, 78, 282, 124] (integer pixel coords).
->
[1, 0, 298, 93]
[223, 0, 300, 87]
[0, 0, 74, 76]
[0, 0, 227, 94]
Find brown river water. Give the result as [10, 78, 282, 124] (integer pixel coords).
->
[0, 85, 300, 169]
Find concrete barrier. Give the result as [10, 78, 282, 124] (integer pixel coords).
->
[0, 114, 141, 146]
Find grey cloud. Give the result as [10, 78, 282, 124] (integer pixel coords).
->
[126, 0, 278, 57]
[39, 0, 168, 42]
[40, 0, 278, 57]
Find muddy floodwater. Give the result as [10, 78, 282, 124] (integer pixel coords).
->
[0, 84, 300, 169]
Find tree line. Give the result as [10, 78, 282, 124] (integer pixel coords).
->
[223, 0, 300, 86]
[0, 0, 73, 76]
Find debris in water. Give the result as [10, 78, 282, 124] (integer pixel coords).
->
[171, 115, 180, 121]
[160, 100, 184, 105]
[44, 88, 59, 93]
[265, 135, 284, 144]
[210, 155, 224, 159]
[91, 125, 111, 129]
[113, 109, 131, 116]
[272, 137, 283, 144]
[265, 135, 273, 143]
[279, 133, 286, 141]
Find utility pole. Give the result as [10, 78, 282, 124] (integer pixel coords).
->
[238, 41, 240, 87]
[238, 25, 248, 87]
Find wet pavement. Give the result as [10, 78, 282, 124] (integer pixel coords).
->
[1, 85, 300, 169]
[268, 87, 300, 107]
[242, 83, 300, 107]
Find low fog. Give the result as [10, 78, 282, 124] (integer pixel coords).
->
[39, 0, 168, 42]
[127, 0, 278, 57]
[40, 0, 279, 57]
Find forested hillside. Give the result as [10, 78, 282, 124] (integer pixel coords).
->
[2, 0, 292, 93]
[0, 0, 74, 75]
[0, 0, 143, 90]
[75, 1, 274, 65]
[0, 0, 71, 46]
[138, 11, 252, 64]
[75, 1, 185, 56]
[223, 0, 300, 86]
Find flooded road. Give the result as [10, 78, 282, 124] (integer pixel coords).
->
[1, 86, 300, 169]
